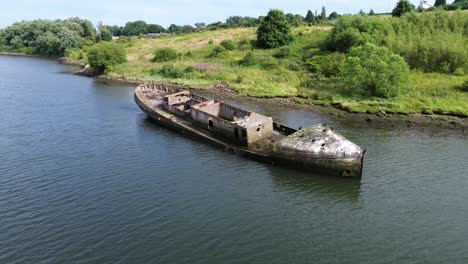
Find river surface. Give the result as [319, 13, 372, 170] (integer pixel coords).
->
[1, 55, 467, 264]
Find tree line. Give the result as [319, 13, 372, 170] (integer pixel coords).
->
[104, 8, 341, 37]
[0, 18, 110, 56]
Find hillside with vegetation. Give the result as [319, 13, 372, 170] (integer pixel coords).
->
[1, 2, 467, 117]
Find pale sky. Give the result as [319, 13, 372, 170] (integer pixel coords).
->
[0, 0, 454, 28]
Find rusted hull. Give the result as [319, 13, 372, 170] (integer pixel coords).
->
[135, 89, 364, 178]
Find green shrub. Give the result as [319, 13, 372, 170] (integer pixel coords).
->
[274, 47, 291, 59]
[325, 11, 468, 74]
[209, 45, 229, 58]
[460, 80, 468, 92]
[66, 48, 86, 61]
[342, 43, 410, 98]
[87, 42, 127, 73]
[100, 28, 113, 41]
[238, 39, 253, 51]
[152, 47, 178, 62]
[305, 56, 323, 73]
[220, 40, 236, 50]
[257, 10, 292, 49]
[260, 56, 278, 70]
[454, 68, 465, 76]
[325, 15, 391, 52]
[321, 53, 346, 77]
[159, 64, 184, 78]
[115, 36, 135, 47]
[240, 51, 258, 66]
[392, 0, 415, 17]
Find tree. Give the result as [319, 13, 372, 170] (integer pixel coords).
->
[80, 19, 96, 42]
[122, 21, 148, 36]
[147, 24, 165, 33]
[87, 42, 127, 73]
[167, 24, 182, 34]
[359, 9, 366, 15]
[342, 43, 410, 98]
[369, 9, 375, 15]
[105, 25, 121, 36]
[392, 0, 415, 17]
[10, 36, 24, 49]
[100, 28, 113, 41]
[305, 10, 315, 23]
[195, 22, 206, 29]
[181, 25, 196, 33]
[320, 6, 327, 21]
[256, 9, 292, 49]
[329, 12, 339, 20]
[434, 0, 446, 6]
[152, 48, 178, 62]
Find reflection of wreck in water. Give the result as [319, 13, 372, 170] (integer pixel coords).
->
[135, 83, 365, 177]
[268, 166, 362, 202]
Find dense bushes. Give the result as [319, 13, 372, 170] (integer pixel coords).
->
[240, 52, 257, 66]
[220, 40, 236, 50]
[306, 53, 346, 77]
[209, 45, 229, 58]
[460, 79, 468, 92]
[324, 11, 468, 74]
[152, 48, 178, 62]
[392, 0, 415, 17]
[0, 18, 93, 56]
[100, 28, 113, 41]
[87, 42, 127, 73]
[342, 43, 410, 98]
[257, 10, 292, 48]
[325, 15, 393, 52]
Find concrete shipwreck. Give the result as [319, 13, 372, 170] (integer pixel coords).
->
[135, 83, 365, 177]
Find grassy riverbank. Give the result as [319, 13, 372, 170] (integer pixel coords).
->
[80, 25, 467, 117]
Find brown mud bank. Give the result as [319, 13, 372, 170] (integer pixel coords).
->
[97, 76, 468, 132]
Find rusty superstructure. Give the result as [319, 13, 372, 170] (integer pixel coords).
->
[135, 83, 365, 177]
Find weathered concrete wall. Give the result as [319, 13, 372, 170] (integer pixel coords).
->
[195, 101, 221, 116]
[165, 91, 192, 106]
[190, 107, 248, 145]
[246, 115, 273, 144]
[219, 103, 250, 121]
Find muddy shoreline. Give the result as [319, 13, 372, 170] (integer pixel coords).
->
[1, 53, 466, 131]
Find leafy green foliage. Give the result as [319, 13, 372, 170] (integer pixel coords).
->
[0, 18, 93, 56]
[434, 0, 446, 6]
[210, 45, 226, 57]
[115, 36, 135, 47]
[240, 51, 258, 66]
[325, 11, 468, 73]
[460, 79, 468, 92]
[256, 10, 292, 49]
[152, 48, 178, 62]
[220, 40, 236, 50]
[325, 15, 392, 52]
[446, 0, 468, 10]
[237, 39, 253, 51]
[100, 28, 112, 41]
[342, 43, 410, 98]
[259, 56, 278, 70]
[122, 21, 148, 36]
[147, 24, 165, 33]
[159, 64, 184, 78]
[392, 0, 415, 17]
[87, 42, 126, 73]
[306, 53, 346, 77]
